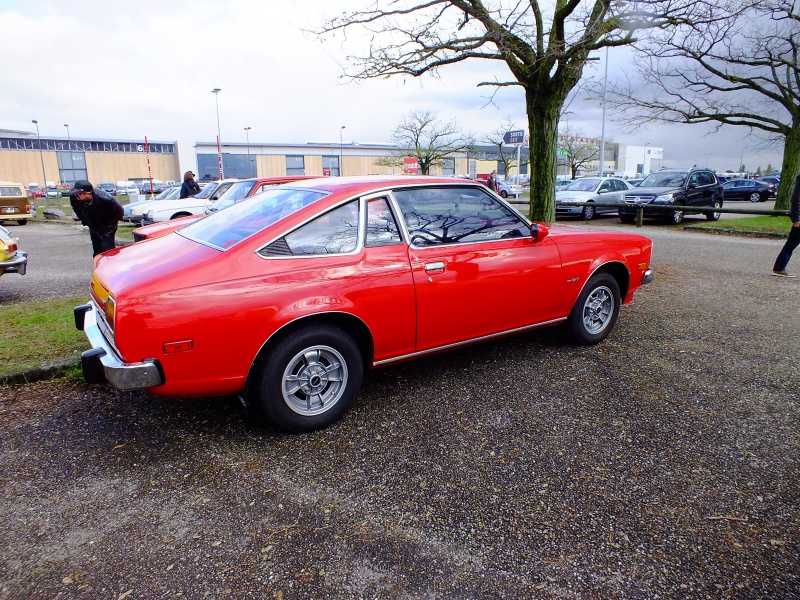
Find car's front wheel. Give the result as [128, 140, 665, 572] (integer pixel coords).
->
[566, 272, 620, 345]
[170, 212, 192, 220]
[580, 203, 596, 221]
[250, 324, 363, 433]
[705, 200, 722, 221]
[618, 212, 636, 224]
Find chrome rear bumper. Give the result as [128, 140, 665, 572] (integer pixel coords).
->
[74, 303, 164, 390]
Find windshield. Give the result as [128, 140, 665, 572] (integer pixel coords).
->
[639, 172, 687, 188]
[215, 180, 257, 204]
[180, 187, 329, 250]
[193, 181, 220, 199]
[564, 178, 600, 192]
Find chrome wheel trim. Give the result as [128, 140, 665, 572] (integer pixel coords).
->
[582, 286, 615, 335]
[671, 210, 684, 224]
[281, 345, 348, 416]
[711, 202, 721, 219]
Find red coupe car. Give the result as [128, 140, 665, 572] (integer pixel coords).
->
[75, 176, 654, 432]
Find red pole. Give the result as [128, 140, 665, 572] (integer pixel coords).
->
[144, 136, 153, 194]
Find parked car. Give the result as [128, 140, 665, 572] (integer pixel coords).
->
[722, 179, 775, 202]
[98, 182, 118, 196]
[756, 175, 780, 191]
[619, 168, 723, 224]
[137, 179, 232, 226]
[0, 181, 33, 225]
[134, 176, 319, 240]
[555, 179, 573, 191]
[556, 177, 632, 221]
[626, 179, 644, 187]
[124, 186, 182, 224]
[75, 175, 654, 433]
[0, 224, 27, 278]
[116, 182, 140, 197]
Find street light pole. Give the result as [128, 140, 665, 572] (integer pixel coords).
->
[31, 120, 50, 206]
[598, 46, 609, 177]
[212, 88, 223, 179]
[644, 142, 650, 175]
[244, 126, 251, 177]
[340, 125, 346, 176]
[64, 123, 70, 149]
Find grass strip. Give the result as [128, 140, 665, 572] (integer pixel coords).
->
[0, 296, 89, 376]
[689, 215, 790, 234]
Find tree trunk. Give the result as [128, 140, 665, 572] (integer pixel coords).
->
[774, 118, 800, 212]
[526, 93, 560, 223]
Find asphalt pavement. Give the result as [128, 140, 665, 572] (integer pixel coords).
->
[1, 217, 798, 599]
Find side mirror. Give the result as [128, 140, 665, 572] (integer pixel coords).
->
[530, 223, 550, 241]
[598, 188, 608, 194]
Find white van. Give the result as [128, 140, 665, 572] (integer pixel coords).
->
[115, 181, 139, 196]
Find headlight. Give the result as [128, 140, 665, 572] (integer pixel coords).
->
[654, 193, 675, 203]
[104, 295, 116, 335]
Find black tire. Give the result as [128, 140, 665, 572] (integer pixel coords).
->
[580, 203, 596, 221]
[705, 200, 722, 221]
[170, 212, 192, 220]
[249, 324, 363, 433]
[748, 192, 761, 203]
[668, 209, 684, 225]
[619, 213, 636, 224]
[17, 220, 27, 225]
[500, 190, 509, 198]
[566, 272, 620, 345]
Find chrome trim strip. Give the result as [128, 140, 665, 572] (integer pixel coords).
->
[82, 304, 164, 389]
[373, 317, 567, 367]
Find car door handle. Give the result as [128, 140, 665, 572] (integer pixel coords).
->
[424, 261, 446, 274]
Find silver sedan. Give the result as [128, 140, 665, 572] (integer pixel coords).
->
[555, 177, 632, 221]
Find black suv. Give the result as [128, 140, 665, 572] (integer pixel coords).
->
[619, 168, 723, 224]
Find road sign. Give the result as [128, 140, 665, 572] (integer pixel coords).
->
[503, 130, 525, 145]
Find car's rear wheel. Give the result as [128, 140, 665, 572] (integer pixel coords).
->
[705, 200, 721, 221]
[17, 219, 27, 226]
[250, 324, 363, 433]
[668, 209, 684, 225]
[500, 190, 508, 198]
[566, 272, 620, 345]
[580, 203, 596, 221]
[619, 213, 636, 224]
[748, 192, 762, 203]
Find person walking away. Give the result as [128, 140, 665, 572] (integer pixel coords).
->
[487, 170, 498, 193]
[69, 180, 124, 257]
[772, 173, 800, 277]
[180, 170, 201, 199]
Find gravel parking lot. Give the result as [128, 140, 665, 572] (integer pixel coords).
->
[1, 221, 798, 598]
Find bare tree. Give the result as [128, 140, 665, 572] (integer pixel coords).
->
[385, 110, 474, 175]
[316, 1, 704, 221]
[558, 123, 600, 178]
[483, 119, 521, 179]
[605, 0, 799, 209]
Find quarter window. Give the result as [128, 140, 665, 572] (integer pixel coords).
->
[261, 201, 359, 256]
[393, 187, 529, 246]
[365, 197, 402, 247]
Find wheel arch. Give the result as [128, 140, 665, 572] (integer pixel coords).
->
[585, 260, 630, 303]
[242, 311, 374, 405]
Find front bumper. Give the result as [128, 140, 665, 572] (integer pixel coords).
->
[74, 303, 164, 390]
[0, 251, 27, 276]
[555, 203, 585, 215]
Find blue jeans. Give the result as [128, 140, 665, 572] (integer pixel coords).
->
[773, 224, 800, 271]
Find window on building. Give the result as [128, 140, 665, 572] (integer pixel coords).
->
[286, 155, 305, 176]
[322, 156, 340, 176]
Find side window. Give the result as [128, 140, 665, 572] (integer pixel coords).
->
[600, 181, 612, 191]
[698, 172, 714, 186]
[262, 201, 359, 256]
[365, 197, 402, 247]
[613, 180, 627, 192]
[393, 187, 529, 246]
[689, 172, 700, 186]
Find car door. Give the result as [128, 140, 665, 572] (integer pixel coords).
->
[392, 186, 563, 353]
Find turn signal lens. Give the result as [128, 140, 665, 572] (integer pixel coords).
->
[105, 296, 116, 334]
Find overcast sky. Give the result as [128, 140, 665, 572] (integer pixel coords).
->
[0, 0, 784, 173]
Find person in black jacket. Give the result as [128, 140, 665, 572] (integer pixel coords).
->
[772, 173, 800, 277]
[69, 180, 124, 257]
[179, 170, 201, 199]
